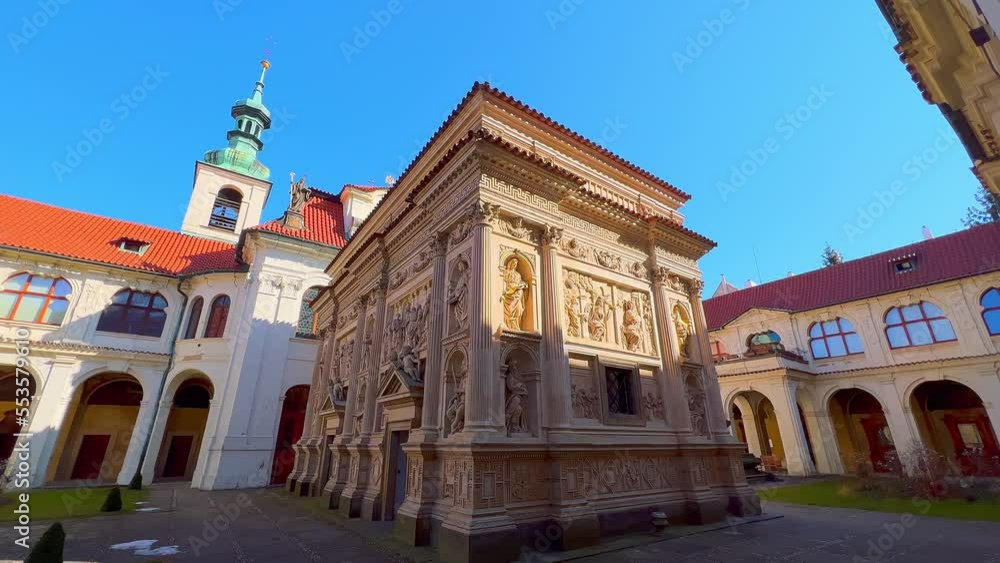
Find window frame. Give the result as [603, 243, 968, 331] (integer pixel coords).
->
[203, 294, 231, 338]
[596, 358, 644, 426]
[96, 289, 168, 337]
[808, 317, 864, 359]
[209, 187, 243, 232]
[295, 286, 324, 338]
[0, 272, 72, 326]
[183, 297, 204, 340]
[884, 301, 957, 349]
[981, 288, 1000, 336]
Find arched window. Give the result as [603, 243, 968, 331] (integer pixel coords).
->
[809, 318, 864, 359]
[0, 273, 72, 325]
[982, 288, 1000, 336]
[203, 295, 230, 338]
[97, 289, 168, 337]
[183, 297, 204, 339]
[884, 301, 957, 349]
[746, 330, 782, 355]
[296, 286, 324, 338]
[209, 187, 242, 231]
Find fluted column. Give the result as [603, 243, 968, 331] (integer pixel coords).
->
[362, 289, 387, 436]
[417, 232, 449, 437]
[465, 201, 500, 432]
[651, 266, 692, 432]
[540, 226, 572, 428]
[688, 280, 729, 437]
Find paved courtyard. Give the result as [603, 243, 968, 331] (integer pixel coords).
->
[0, 485, 998, 562]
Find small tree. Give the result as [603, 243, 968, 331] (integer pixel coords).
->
[100, 486, 123, 512]
[128, 471, 142, 491]
[821, 243, 844, 267]
[25, 522, 65, 563]
[962, 184, 1000, 227]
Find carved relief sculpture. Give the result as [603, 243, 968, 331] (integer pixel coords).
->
[673, 305, 692, 359]
[504, 360, 529, 435]
[588, 292, 609, 342]
[685, 372, 709, 436]
[622, 299, 644, 352]
[445, 357, 468, 435]
[571, 384, 599, 419]
[643, 392, 664, 421]
[564, 272, 583, 338]
[448, 257, 470, 332]
[500, 257, 529, 331]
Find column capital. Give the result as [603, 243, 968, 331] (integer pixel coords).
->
[541, 225, 564, 246]
[430, 231, 449, 256]
[688, 278, 705, 299]
[471, 200, 500, 226]
[653, 266, 672, 284]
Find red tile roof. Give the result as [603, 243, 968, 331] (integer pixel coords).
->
[704, 221, 1000, 330]
[0, 195, 241, 275]
[250, 190, 347, 248]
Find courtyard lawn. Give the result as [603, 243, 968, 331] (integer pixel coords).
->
[0, 487, 147, 522]
[761, 479, 1000, 522]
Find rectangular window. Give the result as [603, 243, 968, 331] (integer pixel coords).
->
[604, 366, 637, 416]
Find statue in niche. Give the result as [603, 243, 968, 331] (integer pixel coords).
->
[500, 257, 529, 331]
[686, 376, 709, 436]
[588, 292, 609, 342]
[360, 317, 374, 369]
[445, 358, 467, 435]
[622, 299, 644, 352]
[448, 258, 470, 331]
[564, 273, 582, 338]
[504, 360, 529, 435]
[673, 306, 692, 359]
[330, 378, 346, 403]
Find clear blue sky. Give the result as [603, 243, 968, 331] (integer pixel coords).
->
[3, 1, 981, 290]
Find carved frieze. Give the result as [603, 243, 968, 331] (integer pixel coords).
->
[571, 384, 599, 419]
[563, 269, 654, 354]
[498, 216, 537, 243]
[643, 392, 665, 421]
[382, 284, 431, 363]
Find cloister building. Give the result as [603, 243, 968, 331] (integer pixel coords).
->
[707, 223, 1000, 477]
[0, 61, 385, 490]
[287, 83, 754, 563]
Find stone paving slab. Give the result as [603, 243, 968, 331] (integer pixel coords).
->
[1, 486, 999, 562]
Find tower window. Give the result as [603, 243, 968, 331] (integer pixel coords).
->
[209, 187, 243, 231]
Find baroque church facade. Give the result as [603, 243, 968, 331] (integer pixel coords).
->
[0, 61, 385, 490]
[287, 83, 755, 563]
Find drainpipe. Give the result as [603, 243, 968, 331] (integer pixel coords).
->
[130, 275, 190, 485]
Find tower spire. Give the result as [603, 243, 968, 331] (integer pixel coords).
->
[202, 60, 273, 180]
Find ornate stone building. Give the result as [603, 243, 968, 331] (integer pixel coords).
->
[288, 84, 755, 562]
[877, 0, 1000, 197]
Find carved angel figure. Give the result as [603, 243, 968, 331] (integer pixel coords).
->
[500, 258, 528, 331]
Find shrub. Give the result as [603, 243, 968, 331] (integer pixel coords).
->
[26, 521, 65, 563]
[100, 486, 123, 512]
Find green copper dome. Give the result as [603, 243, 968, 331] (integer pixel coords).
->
[203, 60, 273, 181]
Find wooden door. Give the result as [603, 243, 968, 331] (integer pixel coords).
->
[162, 435, 194, 478]
[70, 435, 110, 479]
[271, 387, 309, 485]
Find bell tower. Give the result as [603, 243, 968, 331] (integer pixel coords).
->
[181, 60, 275, 243]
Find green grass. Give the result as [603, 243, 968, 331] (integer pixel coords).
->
[0, 487, 147, 522]
[761, 479, 1000, 522]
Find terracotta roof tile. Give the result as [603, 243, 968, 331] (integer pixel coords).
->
[0, 195, 240, 275]
[251, 191, 347, 248]
[704, 222, 1000, 330]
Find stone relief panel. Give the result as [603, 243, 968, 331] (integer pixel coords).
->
[443, 349, 468, 437]
[684, 367, 709, 437]
[571, 384, 600, 420]
[559, 452, 680, 499]
[672, 303, 693, 361]
[329, 336, 355, 405]
[497, 216, 538, 244]
[447, 253, 470, 334]
[563, 269, 655, 355]
[382, 283, 431, 365]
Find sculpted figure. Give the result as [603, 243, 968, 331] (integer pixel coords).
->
[622, 299, 643, 351]
[564, 274, 582, 337]
[397, 345, 421, 381]
[449, 259, 470, 330]
[445, 358, 468, 435]
[588, 293, 608, 341]
[504, 360, 529, 435]
[289, 177, 308, 213]
[331, 378, 346, 403]
[500, 258, 528, 331]
[673, 307, 691, 358]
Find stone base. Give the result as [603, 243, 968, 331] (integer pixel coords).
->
[728, 491, 763, 517]
[395, 510, 435, 546]
[685, 494, 727, 525]
[439, 521, 521, 563]
[337, 491, 363, 518]
[297, 479, 313, 497]
[360, 493, 382, 521]
[285, 478, 297, 494]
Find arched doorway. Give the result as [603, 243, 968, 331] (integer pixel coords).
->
[153, 378, 213, 481]
[732, 404, 748, 444]
[271, 385, 309, 485]
[729, 391, 786, 471]
[828, 388, 894, 473]
[49, 374, 143, 483]
[0, 367, 37, 465]
[910, 380, 999, 475]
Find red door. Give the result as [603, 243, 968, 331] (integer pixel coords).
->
[271, 386, 309, 485]
[71, 435, 111, 479]
[162, 435, 194, 478]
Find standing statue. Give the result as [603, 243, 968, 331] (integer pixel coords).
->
[445, 369, 466, 436]
[622, 299, 643, 352]
[330, 378, 346, 403]
[500, 257, 528, 331]
[449, 259, 470, 331]
[395, 345, 422, 382]
[504, 360, 529, 435]
[673, 307, 692, 359]
[588, 293, 609, 341]
[564, 274, 582, 337]
[289, 177, 309, 213]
